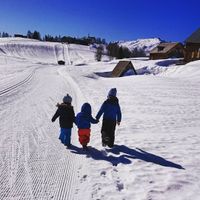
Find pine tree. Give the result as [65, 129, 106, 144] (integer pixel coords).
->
[32, 31, 41, 40]
[118, 47, 124, 59]
[27, 30, 33, 38]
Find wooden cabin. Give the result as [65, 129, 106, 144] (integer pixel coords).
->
[184, 28, 200, 62]
[111, 61, 137, 77]
[150, 42, 184, 60]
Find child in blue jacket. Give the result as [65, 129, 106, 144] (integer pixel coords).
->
[96, 88, 122, 148]
[75, 103, 98, 150]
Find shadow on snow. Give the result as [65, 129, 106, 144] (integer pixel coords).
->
[69, 144, 185, 169]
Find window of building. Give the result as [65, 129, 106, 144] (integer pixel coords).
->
[158, 46, 165, 51]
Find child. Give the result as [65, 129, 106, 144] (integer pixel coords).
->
[96, 88, 122, 148]
[52, 94, 75, 148]
[75, 103, 98, 150]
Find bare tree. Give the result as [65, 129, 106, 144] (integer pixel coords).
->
[95, 45, 104, 61]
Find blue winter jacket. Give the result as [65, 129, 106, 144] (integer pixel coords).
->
[96, 97, 122, 122]
[75, 103, 98, 129]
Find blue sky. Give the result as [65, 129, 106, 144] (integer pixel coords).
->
[0, 0, 199, 42]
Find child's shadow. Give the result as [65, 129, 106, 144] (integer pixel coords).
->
[108, 145, 185, 169]
[70, 145, 131, 166]
[69, 144, 185, 169]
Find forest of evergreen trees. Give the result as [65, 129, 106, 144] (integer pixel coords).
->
[0, 32, 11, 37]
[0, 30, 106, 46]
[26, 30, 106, 46]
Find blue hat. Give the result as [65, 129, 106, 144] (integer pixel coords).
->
[81, 103, 92, 116]
[108, 88, 117, 97]
[63, 94, 72, 103]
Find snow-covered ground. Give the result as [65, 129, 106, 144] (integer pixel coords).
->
[0, 38, 200, 200]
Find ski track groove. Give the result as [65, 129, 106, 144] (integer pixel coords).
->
[55, 67, 87, 200]
[9, 131, 24, 198]
[65, 44, 71, 65]
[56, 66, 94, 200]
[0, 69, 35, 96]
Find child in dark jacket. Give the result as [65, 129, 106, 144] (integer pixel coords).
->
[96, 88, 122, 148]
[52, 94, 75, 148]
[75, 103, 98, 150]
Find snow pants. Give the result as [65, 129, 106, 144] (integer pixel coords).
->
[101, 119, 116, 148]
[59, 128, 72, 146]
[78, 129, 91, 146]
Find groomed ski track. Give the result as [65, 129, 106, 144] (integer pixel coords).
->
[0, 44, 91, 199]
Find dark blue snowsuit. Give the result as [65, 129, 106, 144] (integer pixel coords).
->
[96, 96, 122, 147]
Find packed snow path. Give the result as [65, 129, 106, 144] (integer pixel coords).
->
[0, 64, 88, 199]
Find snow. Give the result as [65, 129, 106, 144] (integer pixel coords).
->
[0, 38, 200, 200]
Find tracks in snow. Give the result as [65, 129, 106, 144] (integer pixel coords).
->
[0, 69, 35, 96]
[0, 65, 88, 199]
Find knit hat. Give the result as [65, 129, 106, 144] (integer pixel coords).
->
[108, 88, 117, 97]
[81, 103, 92, 116]
[63, 94, 72, 103]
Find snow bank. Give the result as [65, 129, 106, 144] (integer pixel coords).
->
[161, 60, 200, 81]
[0, 38, 64, 64]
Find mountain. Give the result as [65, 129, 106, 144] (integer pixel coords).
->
[118, 38, 161, 55]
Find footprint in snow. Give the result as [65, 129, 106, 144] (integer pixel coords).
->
[100, 171, 106, 176]
[80, 174, 88, 183]
[116, 180, 124, 191]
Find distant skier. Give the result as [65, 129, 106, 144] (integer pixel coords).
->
[52, 94, 75, 148]
[75, 103, 98, 150]
[96, 88, 122, 148]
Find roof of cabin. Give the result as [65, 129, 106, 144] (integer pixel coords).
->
[185, 28, 200, 44]
[150, 42, 182, 54]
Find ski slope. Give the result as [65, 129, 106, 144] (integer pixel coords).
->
[0, 38, 200, 200]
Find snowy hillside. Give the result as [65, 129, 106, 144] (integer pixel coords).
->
[0, 38, 103, 66]
[118, 38, 161, 55]
[0, 38, 200, 200]
[0, 37, 64, 64]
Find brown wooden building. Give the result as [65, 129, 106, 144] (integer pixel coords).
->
[184, 28, 200, 62]
[150, 42, 184, 60]
[111, 61, 137, 77]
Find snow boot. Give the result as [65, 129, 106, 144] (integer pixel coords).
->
[82, 145, 88, 151]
